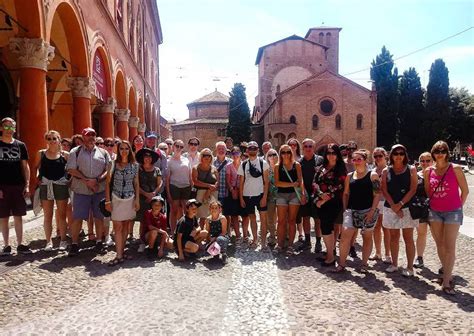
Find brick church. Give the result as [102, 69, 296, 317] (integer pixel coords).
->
[251, 27, 377, 150]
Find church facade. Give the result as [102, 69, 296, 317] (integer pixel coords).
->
[252, 27, 376, 150]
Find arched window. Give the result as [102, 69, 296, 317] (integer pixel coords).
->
[318, 32, 324, 44]
[289, 115, 296, 124]
[357, 114, 363, 129]
[326, 32, 332, 46]
[312, 115, 319, 129]
[335, 114, 341, 130]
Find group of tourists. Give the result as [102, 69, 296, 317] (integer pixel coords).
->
[0, 116, 469, 295]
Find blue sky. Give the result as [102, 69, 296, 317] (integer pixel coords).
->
[157, 0, 474, 121]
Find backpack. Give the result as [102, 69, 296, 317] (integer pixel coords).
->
[242, 157, 265, 184]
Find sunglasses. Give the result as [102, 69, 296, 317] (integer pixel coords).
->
[433, 149, 448, 154]
[2, 126, 15, 131]
[373, 154, 384, 159]
[189, 142, 199, 146]
[105, 143, 115, 147]
[303, 145, 313, 148]
[174, 144, 184, 149]
[393, 152, 405, 156]
[289, 143, 297, 147]
[281, 151, 291, 155]
[352, 157, 364, 162]
[267, 153, 278, 158]
[166, 143, 173, 146]
[202, 154, 212, 158]
[248, 147, 258, 151]
[47, 137, 58, 141]
[326, 151, 336, 155]
[96, 142, 104, 145]
[420, 159, 432, 163]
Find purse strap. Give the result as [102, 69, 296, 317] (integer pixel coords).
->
[282, 164, 301, 197]
[429, 164, 450, 200]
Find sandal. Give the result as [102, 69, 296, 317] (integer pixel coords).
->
[369, 255, 381, 261]
[108, 257, 123, 266]
[88, 233, 96, 241]
[286, 247, 295, 256]
[442, 286, 456, 296]
[273, 246, 283, 254]
[331, 265, 346, 273]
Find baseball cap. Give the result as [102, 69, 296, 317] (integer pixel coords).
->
[146, 133, 158, 139]
[248, 141, 259, 148]
[82, 127, 96, 136]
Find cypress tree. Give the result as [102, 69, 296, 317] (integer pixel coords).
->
[226, 83, 251, 146]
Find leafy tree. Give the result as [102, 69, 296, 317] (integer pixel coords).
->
[425, 59, 450, 146]
[398, 67, 425, 155]
[447, 87, 474, 145]
[226, 83, 251, 145]
[370, 46, 399, 149]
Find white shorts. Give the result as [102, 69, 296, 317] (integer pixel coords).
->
[111, 194, 136, 221]
[382, 207, 418, 229]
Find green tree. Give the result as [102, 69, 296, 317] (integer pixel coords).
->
[425, 58, 450, 146]
[447, 87, 474, 145]
[370, 46, 399, 149]
[226, 83, 251, 145]
[398, 67, 425, 156]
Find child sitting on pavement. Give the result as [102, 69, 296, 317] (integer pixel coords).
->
[143, 196, 173, 258]
[204, 201, 229, 264]
[174, 199, 208, 261]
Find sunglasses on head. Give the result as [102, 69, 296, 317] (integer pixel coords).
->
[433, 149, 448, 154]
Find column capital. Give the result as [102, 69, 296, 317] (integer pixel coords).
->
[129, 116, 140, 128]
[98, 97, 116, 114]
[138, 122, 146, 133]
[67, 77, 95, 99]
[9, 38, 55, 71]
[115, 108, 131, 122]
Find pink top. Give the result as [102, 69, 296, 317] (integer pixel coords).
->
[429, 164, 462, 212]
[226, 163, 240, 189]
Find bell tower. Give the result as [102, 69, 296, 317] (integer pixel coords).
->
[305, 27, 341, 74]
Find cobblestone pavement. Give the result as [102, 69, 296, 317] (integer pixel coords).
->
[0, 175, 472, 335]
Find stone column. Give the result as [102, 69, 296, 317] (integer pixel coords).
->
[138, 122, 146, 138]
[115, 108, 130, 141]
[9, 37, 54, 187]
[128, 116, 139, 141]
[67, 77, 94, 134]
[98, 97, 116, 138]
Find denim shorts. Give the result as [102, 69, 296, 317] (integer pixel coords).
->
[429, 208, 463, 225]
[276, 192, 300, 206]
[73, 191, 105, 220]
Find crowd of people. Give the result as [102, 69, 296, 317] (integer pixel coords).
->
[0, 116, 469, 295]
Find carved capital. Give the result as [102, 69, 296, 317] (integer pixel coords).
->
[138, 122, 146, 133]
[98, 97, 116, 114]
[115, 108, 131, 122]
[67, 77, 95, 98]
[129, 116, 140, 128]
[9, 38, 55, 71]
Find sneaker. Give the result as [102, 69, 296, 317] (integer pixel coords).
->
[221, 253, 228, 264]
[44, 242, 53, 252]
[59, 241, 68, 251]
[298, 235, 305, 243]
[300, 240, 312, 251]
[68, 244, 79, 257]
[1, 245, 12, 256]
[17, 244, 33, 254]
[138, 243, 146, 253]
[385, 265, 399, 273]
[414, 256, 424, 268]
[349, 246, 358, 258]
[105, 235, 115, 247]
[314, 240, 322, 253]
[401, 268, 415, 277]
[79, 229, 86, 238]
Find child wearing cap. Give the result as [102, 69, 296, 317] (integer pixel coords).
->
[143, 197, 173, 258]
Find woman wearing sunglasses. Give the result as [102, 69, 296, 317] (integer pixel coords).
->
[424, 141, 468, 295]
[413, 152, 433, 269]
[32, 130, 70, 251]
[264, 148, 279, 247]
[224, 147, 244, 242]
[381, 144, 418, 276]
[370, 147, 391, 264]
[312, 144, 347, 266]
[192, 148, 219, 228]
[166, 139, 192, 234]
[336, 150, 380, 272]
[131, 135, 144, 153]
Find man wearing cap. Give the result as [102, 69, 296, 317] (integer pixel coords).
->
[67, 127, 111, 256]
[238, 141, 269, 249]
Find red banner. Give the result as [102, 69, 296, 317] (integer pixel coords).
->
[93, 51, 108, 101]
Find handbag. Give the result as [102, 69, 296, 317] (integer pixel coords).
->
[282, 165, 305, 204]
[351, 208, 379, 229]
[206, 241, 221, 256]
[99, 162, 116, 217]
[409, 166, 449, 220]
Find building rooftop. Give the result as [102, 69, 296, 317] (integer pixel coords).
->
[188, 89, 229, 105]
[171, 118, 229, 127]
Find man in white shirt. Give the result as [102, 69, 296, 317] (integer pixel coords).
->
[238, 141, 270, 249]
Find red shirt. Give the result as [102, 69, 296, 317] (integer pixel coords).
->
[143, 210, 167, 234]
